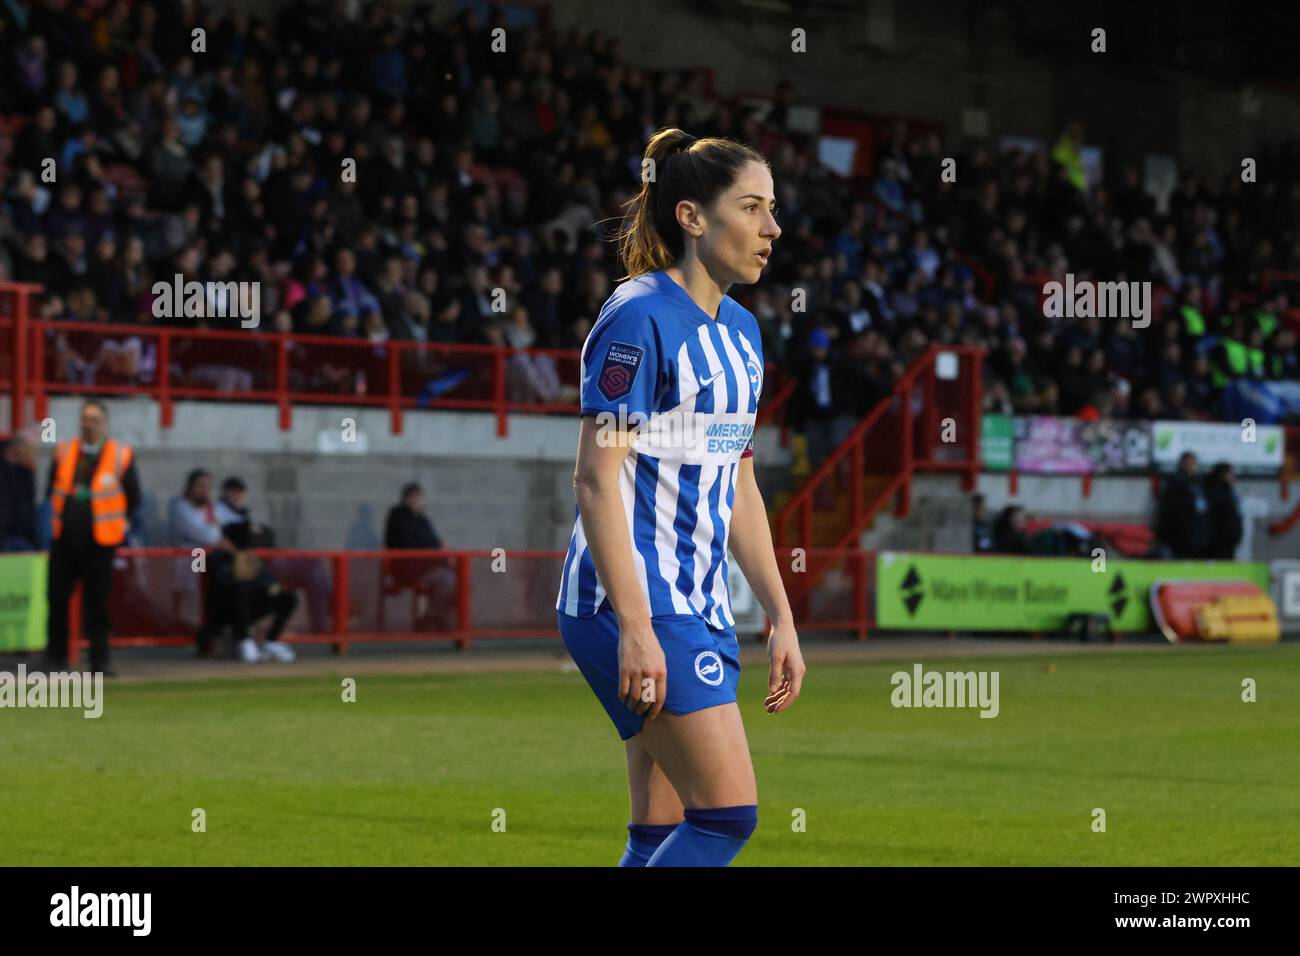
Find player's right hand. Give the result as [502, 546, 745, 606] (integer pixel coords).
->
[617, 620, 667, 719]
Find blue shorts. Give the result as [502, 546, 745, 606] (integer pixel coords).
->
[558, 602, 741, 740]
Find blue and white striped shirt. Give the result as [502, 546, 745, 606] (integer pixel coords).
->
[556, 270, 763, 629]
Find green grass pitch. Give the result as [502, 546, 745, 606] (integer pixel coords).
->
[2, 645, 1296, 865]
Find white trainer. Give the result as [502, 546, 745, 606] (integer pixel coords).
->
[238, 637, 261, 663]
[262, 640, 297, 663]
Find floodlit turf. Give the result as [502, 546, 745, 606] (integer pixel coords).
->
[2, 644, 1297, 866]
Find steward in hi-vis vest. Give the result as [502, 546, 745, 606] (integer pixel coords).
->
[44, 400, 141, 674]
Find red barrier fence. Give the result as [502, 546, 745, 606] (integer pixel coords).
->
[1, 282, 795, 437]
[60, 546, 881, 664]
[23, 317, 582, 438]
[66, 547, 560, 664]
[772, 346, 982, 621]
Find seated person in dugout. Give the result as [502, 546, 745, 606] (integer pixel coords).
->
[383, 481, 457, 630]
[216, 476, 332, 634]
[197, 505, 298, 664]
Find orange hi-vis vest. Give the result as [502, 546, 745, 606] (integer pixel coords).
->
[50, 437, 133, 546]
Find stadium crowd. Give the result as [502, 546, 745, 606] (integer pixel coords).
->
[2, 0, 1300, 459]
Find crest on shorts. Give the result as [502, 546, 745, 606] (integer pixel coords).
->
[596, 341, 644, 401]
[694, 650, 724, 686]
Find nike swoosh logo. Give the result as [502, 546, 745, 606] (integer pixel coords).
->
[698, 370, 725, 389]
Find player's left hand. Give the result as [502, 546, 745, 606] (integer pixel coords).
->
[764, 621, 805, 714]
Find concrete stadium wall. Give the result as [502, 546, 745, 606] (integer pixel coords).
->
[17, 397, 790, 552]
[9, 393, 1296, 560]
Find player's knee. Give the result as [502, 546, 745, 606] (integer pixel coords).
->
[685, 804, 758, 842]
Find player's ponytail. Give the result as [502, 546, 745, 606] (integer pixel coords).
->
[617, 127, 768, 280]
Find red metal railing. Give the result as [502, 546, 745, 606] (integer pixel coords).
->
[0, 283, 41, 428]
[24, 318, 583, 438]
[2, 281, 796, 436]
[772, 546, 876, 641]
[775, 345, 983, 547]
[66, 547, 562, 664]
[54, 545, 879, 664]
[772, 345, 983, 617]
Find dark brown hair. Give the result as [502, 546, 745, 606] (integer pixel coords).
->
[616, 128, 768, 280]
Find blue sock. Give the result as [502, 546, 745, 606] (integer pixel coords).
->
[644, 805, 758, 867]
[618, 822, 678, 867]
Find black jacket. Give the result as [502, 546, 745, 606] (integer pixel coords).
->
[384, 506, 442, 550]
[788, 353, 860, 428]
[1155, 474, 1211, 558]
[1203, 477, 1243, 560]
[218, 498, 276, 549]
[0, 448, 37, 545]
[992, 513, 1032, 555]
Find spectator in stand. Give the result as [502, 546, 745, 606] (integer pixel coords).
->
[201, 481, 297, 660]
[971, 494, 994, 553]
[10, 103, 58, 171]
[167, 472, 226, 559]
[1203, 462, 1244, 560]
[1186, 354, 1218, 416]
[0, 428, 40, 552]
[384, 482, 457, 631]
[992, 505, 1031, 554]
[522, 266, 569, 349]
[1057, 346, 1092, 415]
[196, 542, 299, 664]
[1, 0, 1298, 457]
[170, 470, 295, 662]
[329, 247, 381, 324]
[1155, 452, 1211, 559]
[213, 476, 272, 548]
[167, 468, 232, 639]
[14, 232, 70, 294]
[1133, 387, 1166, 420]
[982, 378, 1014, 415]
[789, 328, 858, 471]
[1267, 328, 1300, 380]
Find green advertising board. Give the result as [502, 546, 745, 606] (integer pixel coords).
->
[0, 553, 48, 651]
[980, 415, 1013, 471]
[877, 551, 1271, 633]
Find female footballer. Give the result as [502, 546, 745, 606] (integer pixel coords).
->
[556, 128, 805, 866]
